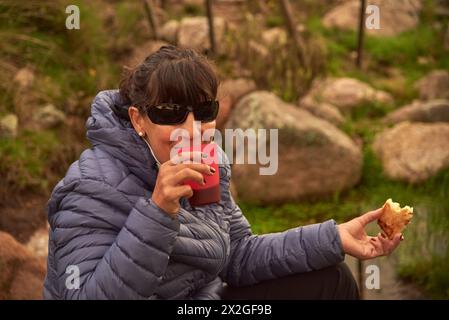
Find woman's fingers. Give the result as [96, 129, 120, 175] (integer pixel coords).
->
[169, 151, 206, 165]
[369, 237, 385, 257]
[357, 208, 383, 226]
[377, 232, 402, 255]
[166, 151, 214, 176]
[172, 185, 194, 199]
[176, 162, 214, 175]
[171, 167, 205, 186]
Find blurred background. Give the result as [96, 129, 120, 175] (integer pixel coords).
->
[0, 0, 448, 300]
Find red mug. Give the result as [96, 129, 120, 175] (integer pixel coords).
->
[178, 142, 220, 206]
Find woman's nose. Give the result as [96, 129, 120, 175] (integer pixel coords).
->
[180, 112, 201, 139]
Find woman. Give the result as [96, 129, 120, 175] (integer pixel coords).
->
[44, 45, 402, 300]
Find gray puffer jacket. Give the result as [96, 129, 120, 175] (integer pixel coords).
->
[43, 90, 345, 300]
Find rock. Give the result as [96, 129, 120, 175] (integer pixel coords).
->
[33, 104, 66, 129]
[376, 67, 407, 97]
[373, 122, 449, 183]
[261, 27, 287, 47]
[248, 40, 269, 59]
[126, 40, 169, 67]
[217, 78, 257, 129]
[417, 56, 433, 65]
[25, 225, 49, 261]
[0, 114, 18, 138]
[225, 91, 362, 203]
[303, 77, 393, 113]
[414, 70, 449, 100]
[384, 99, 449, 124]
[178, 16, 226, 53]
[13, 67, 34, 89]
[0, 231, 46, 300]
[0, 195, 48, 243]
[160, 20, 180, 44]
[298, 95, 345, 126]
[323, 0, 422, 37]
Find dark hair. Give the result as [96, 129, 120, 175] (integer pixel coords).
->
[119, 45, 219, 114]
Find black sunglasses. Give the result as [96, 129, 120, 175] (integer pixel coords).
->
[146, 100, 219, 125]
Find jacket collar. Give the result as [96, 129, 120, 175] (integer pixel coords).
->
[86, 90, 159, 190]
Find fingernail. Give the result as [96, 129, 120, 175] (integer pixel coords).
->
[210, 167, 216, 173]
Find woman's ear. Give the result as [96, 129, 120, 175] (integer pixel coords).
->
[128, 106, 145, 134]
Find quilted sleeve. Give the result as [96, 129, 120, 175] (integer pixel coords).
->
[218, 151, 345, 287]
[48, 178, 179, 299]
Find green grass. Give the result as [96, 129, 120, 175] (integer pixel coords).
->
[0, 130, 59, 195]
[239, 153, 449, 299]
[305, 14, 449, 105]
[0, 0, 123, 106]
[0, 0, 128, 199]
[182, 3, 204, 16]
[399, 256, 449, 299]
[227, 15, 325, 102]
[236, 24, 449, 294]
[265, 15, 284, 28]
[239, 120, 449, 298]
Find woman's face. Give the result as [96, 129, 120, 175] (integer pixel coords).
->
[129, 107, 216, 164]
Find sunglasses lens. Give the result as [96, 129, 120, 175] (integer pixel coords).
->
[147, 104, 187, 125]
[193, 101, 219, 122]
[147, 101, 219, 125]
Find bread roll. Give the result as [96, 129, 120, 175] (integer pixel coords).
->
[378, 199, 413, 239]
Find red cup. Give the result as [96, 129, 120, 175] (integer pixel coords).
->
[178, 142, 220, 206]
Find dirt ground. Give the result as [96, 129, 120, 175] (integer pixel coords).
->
[0, 194, 48, 244]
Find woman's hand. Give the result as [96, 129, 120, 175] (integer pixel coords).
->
[151, 152, 214, 216]
[337, 208, 403, 260]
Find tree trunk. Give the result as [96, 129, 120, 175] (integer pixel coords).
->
[356, 0, 366, 68]
[279, 0, 307, 68]
[205, 0, 216, 55]
[143, 0, 160, 40]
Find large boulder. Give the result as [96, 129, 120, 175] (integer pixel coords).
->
[414, 70, 449, 100]
[373, 122, 449, 183]
[178, 16, 226, 53]
[384, 99, 449, 124]
[323, 0, 422, 37]
[302, 77, 393, 113]
[217, 78, 257, 129]
[0, 231, 46, 300]
[224, 91, 362, 203]
[298, 95, 345, 126]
